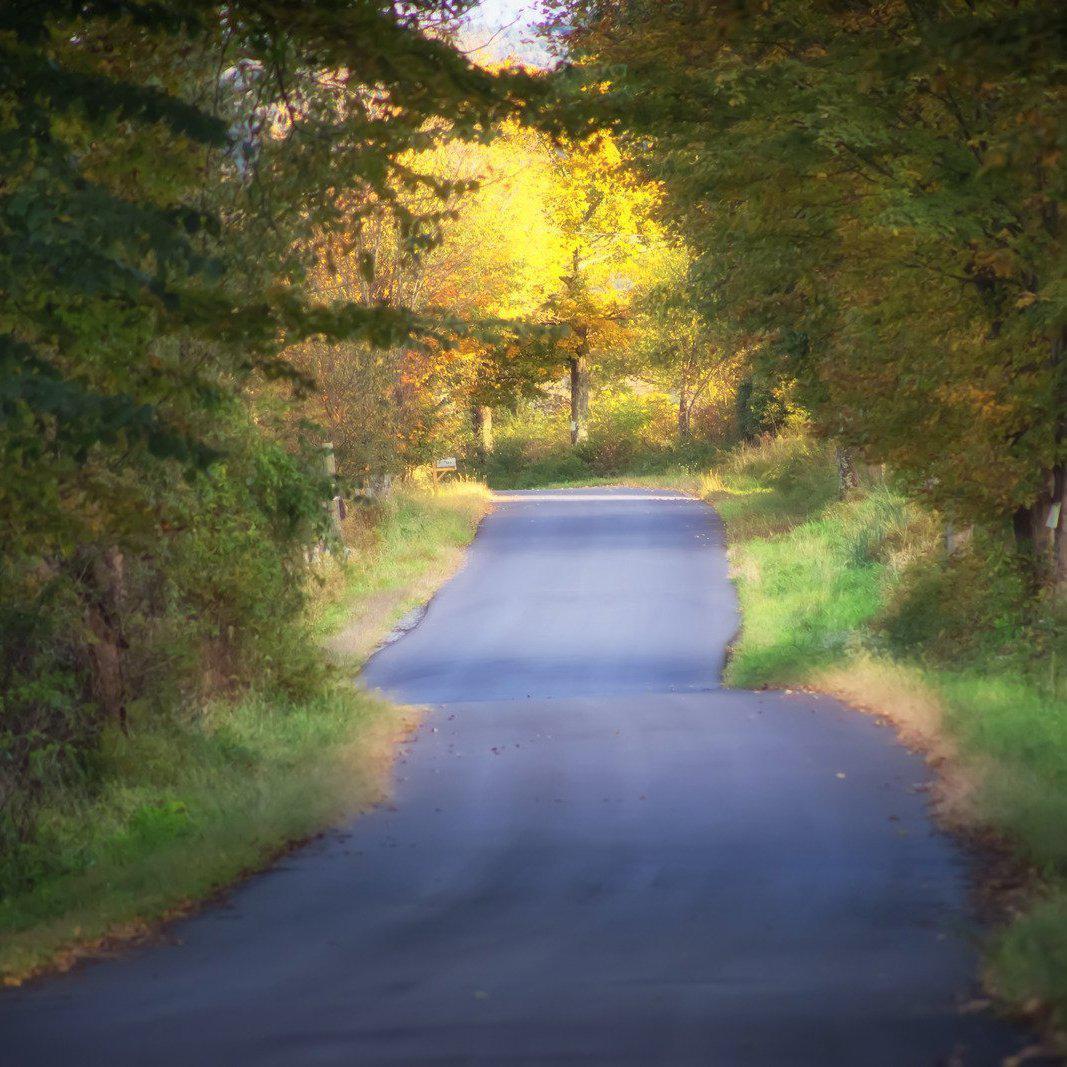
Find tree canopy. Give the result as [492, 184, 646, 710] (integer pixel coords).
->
[0, 0, 586, 848]
[543, 0, 1066, 582]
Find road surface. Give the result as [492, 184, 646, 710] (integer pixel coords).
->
[1, 488, 1023, 1064]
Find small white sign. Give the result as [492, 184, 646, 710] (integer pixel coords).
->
[1047, 502, 1062, 530]
[434, 457, 457, 470]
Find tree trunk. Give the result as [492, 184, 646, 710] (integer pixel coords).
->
[569, 353, 589, 445]
[472, 404, 493, 460]
[1013, 460, 1065, 587]
[835, 445, 859, 497]
[77, 546, 128, 732]
[677, 392, 691, 442]
[1051, 462, 1066, 597]
[1051, 323, 1066, 599]
[1013, 503, 1039, 556]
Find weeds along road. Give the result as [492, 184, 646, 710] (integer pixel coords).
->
[1, 488, 1025, 1065]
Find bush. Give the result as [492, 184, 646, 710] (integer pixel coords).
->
[0, 480, 488, 980]
[878, 531, 1067, 687]
[482, 388, 720, 487]
[0, 410, 332, 875]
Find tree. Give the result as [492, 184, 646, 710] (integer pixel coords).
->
[547, 0, 1067, 591]
[628, 251, 744, 443]
[0, 0, 578, 847]
[290, 118, 578, 474]
[538, 131, 667, 443]
[420, 122, 573, 456]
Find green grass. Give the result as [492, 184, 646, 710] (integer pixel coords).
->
[722, 495, 903, 685]
[938, 673, 1067, 871]
[700, 435, 1067, 1042]
[0, 479, 489, 984]
[993, 891, 1067, 1025]
[313, 479, 490, 665]
[699, 434, 841, 539]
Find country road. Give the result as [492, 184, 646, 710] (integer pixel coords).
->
[0, 488, 1023, 1065]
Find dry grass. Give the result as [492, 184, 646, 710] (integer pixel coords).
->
[814, 654, 983, 828]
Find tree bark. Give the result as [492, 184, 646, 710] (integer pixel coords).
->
[1051, 323, 1066, 599]
[472, 404, 493, 460]
[677, 393, 691, 442]
[77, 546, 128, 732]
[323, 441, 344, 541]
[569, 353, 589, 445]
[1013, 462, 1065, 593]
[835, 445, 860, 497]
[1051, 462, 1066, 597]
[1013, 503, 1039, 555]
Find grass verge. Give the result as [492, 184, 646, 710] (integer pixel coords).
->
[0, 478, 489, 984]
[316, 478, 491, 666]
[698, 435, 1067, 1046]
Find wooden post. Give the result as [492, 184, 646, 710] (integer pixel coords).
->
[433, 457, 458, 491]
[324, 442, 344, 541]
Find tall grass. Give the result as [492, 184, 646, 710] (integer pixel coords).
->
[698, 434, 841, 538]
[0, 479, 489, 984]
[702, 435, 1067, 1040]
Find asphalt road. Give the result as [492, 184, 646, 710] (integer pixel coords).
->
[1, 488, 1025, 1064]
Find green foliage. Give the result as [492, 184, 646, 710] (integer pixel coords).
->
[552, 0, 1067, 545]
[0, 481, 486, 979]
[0, 407, 331, 862]
[0, 0, 583, 869]
[878, 533, 1067, 678]
[0, 582, 87, 852]
[482, 390, 718, 487]
[734, 372, 808, 443]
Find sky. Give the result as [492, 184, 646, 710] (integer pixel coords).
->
[464, 0, 552, 66]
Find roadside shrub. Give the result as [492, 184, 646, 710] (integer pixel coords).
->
[0, 577, 88, 865]
[878, 530, 1067, 690]
[0, 409, 333, 880]
[582, 386, 673, 472]
[699, 434, 840, 538]
[483, 388, 719, 487]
